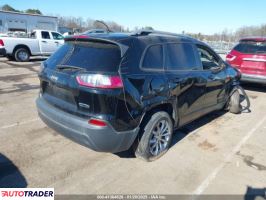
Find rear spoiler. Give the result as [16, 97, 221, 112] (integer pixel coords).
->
[240, 38, 266, 43]
[64, 36, 129, 57]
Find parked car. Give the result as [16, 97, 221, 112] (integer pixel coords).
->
[0, 39, 6, 56]
[226, 37, 266, 84]
[0, 30, 64, 62]
[0, 33, 8, 37]
[36, 30, 242, 161]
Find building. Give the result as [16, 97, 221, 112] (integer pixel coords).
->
[0, 10, 58, 33]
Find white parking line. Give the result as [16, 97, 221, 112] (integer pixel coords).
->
[0, 118, 40, 129]
[193, 115, 266, 196]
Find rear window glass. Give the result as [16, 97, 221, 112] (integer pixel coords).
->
[142, 45, 163, 70]
[234, 42, 266, 54]
[46, 41, 121, 72]
[165, 43, 199, 70]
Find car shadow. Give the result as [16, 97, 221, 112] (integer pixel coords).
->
[171, 110, 227, 147]
[244, 186, 266, 200]
[0, 83, 39, 95]
[0, 153, 27, 187]
[241, 82, 266, 93]
[114, 149, 135, 159]
[29, 57, 48, 62]
[115, 110, 227, 159]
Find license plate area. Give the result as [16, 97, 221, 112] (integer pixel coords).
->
[44, 84, 76, 104]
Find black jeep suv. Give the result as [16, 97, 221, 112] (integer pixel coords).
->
[36, 30, 241, 161]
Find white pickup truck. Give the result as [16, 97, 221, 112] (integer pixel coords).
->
[0, 30, 64, 62]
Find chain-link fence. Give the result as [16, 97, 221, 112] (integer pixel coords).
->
[204, 40, 237, 54]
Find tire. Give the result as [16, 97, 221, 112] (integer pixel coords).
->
[229, 89, 241, 114]
[14, 48, 30, 62]
[135, 111, 173, 161]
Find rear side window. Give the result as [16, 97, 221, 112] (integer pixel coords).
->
[30, 32, 36, 39]
[234, 42, 266, 54]
[41, 31, 50, 39]
[165, 43, 199, 70]
[142, 45, 163, 70]
[45, 44, 71, 68]
[46, 41, 121, 72]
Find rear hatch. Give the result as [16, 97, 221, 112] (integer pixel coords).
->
[39, 37, 127, 118]
[232, 41, 266, 76]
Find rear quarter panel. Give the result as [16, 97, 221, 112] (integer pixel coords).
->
[1, 37, 40, 55]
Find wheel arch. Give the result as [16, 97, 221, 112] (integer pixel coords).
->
[13, 44, 32, 56]
[139, 101, 178, 132]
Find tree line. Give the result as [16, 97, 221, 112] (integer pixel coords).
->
[187, 24, 266, 42]
[56, 16, 154, 33]
[1, 4, 265, 42]
[56, 16, 128, 32]
[1, 4, 42, 15]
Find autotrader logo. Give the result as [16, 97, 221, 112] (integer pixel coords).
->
[0, 188, 54, 200]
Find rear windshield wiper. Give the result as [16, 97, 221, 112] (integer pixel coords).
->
[56, 65, 84, 71]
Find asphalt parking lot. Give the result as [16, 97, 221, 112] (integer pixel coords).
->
[0, 57, 266, 196]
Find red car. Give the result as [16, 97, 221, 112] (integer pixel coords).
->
[226, 37, 266, 84]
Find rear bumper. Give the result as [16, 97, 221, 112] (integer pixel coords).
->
[0, 48, 6, 56]
[241, 73, 266, 84]
[36, 97, 139, 153]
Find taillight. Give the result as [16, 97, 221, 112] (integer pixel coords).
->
[226, 54, 236, 62]
[88, 119, 107, 127]
[76, 74, 123, 89]
[0, 39, 4, 46]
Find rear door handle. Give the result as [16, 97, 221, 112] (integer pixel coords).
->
[55, 41, 59, 44]
[41, 41, 47, 43]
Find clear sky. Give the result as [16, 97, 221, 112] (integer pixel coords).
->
[1, 0, 265, 34]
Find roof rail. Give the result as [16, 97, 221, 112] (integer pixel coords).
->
[131, 29, 180, 37]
